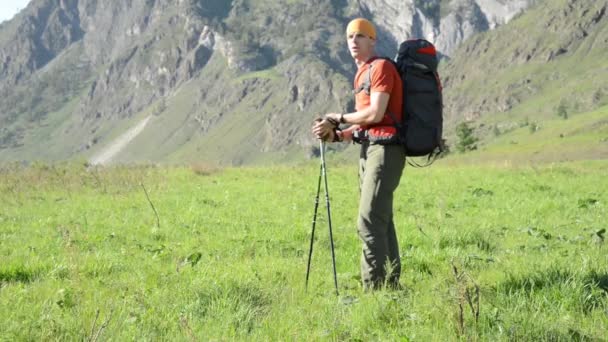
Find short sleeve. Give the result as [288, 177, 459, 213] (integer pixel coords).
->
[370, 60, 395, 94]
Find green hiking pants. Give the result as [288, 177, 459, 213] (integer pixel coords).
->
[358, 142, 406, 289]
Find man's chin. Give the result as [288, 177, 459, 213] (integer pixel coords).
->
[350, 51, 363, 59]
[352, 54, 370, 63]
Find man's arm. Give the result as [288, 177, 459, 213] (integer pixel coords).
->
[313, 91, 390, 141]
[335, 91, 390, 125]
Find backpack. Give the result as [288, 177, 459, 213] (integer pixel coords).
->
[394, 39, 444, 163]
[355, 39, 444, 166]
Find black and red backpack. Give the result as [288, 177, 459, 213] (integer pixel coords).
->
[393, 39, 444, 163]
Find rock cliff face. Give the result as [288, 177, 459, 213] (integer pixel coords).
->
[0, 0, 83, 88]
[442, 0, 608, 125]
[0, 0, 537, 163]
[352, 0, 534, 57]
[435, 0, 533, 54]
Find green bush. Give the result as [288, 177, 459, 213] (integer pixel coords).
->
[556, 101, 569, 119]
[455, 121, 478, 153]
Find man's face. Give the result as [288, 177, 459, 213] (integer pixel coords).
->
[347, 32, 375, 61]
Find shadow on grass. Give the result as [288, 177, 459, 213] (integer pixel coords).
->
[439, 231, 495, 253]
[0, 265, 44, 284]
[584, 270, 608, 292]
[495, 268, 608, 313]
[194, 281, 270, 334]
[506, 325, 600, 342]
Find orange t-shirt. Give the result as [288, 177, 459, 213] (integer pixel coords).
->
[353, 57, 403, 129]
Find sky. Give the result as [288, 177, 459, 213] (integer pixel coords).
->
[0, 0, 31, 23]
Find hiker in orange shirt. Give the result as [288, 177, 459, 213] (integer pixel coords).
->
[312, 18, 405, 290]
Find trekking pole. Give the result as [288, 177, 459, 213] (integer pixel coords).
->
[305, 141, 339, 296]
[320, 141, 339, 296]
[305, 162, 323, 292]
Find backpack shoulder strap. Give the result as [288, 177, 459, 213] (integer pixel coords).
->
[353, 57, 391, 95]
[353, 62, 374, 96]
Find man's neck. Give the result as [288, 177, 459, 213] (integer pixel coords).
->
[355, 55, 377, 68]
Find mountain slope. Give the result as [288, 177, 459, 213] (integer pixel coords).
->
[0, 0, 574, 165]
[443, 105, 608, 165]
[442, 0, 608, 125]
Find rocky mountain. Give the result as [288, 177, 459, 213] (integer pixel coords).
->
[360, 0, 534, 56]
[442, 0, 608, 129]
[0, 0, 560, 165]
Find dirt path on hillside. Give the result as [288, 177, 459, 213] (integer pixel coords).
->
[89, 115, 151, 165]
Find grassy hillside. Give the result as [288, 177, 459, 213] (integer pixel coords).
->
[442, 0, 608, 130]
[444, 104, 608, 165]
[81, 52, 352, 166]
[1, 160, 607, 340]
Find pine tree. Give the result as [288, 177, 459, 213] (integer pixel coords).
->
[493, 125, 501, 137]
[456, 122, 478, 153]
[556, 101, 568, 119]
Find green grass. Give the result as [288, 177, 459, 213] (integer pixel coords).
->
[445, 105, 608, 165]
[1, 159, 607, 340]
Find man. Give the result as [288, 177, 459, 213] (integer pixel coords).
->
[312, 18, 405, 290]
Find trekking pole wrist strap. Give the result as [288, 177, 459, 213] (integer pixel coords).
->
[332, 127, 343, 142]
[324, 116, 340, 128]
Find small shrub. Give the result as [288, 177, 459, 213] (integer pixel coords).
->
[528, 122, 540, 134]
[592, 88, 606, 106]
[556, 100, 568, 119]
[191, 163, 221, 176]
[455, 122, 478, 153]
[492, 125, 501, 137]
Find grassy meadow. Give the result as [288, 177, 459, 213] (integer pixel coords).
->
[1, 158, 607, 340]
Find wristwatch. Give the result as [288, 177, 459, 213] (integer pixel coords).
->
[340, 113, 346, 124]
